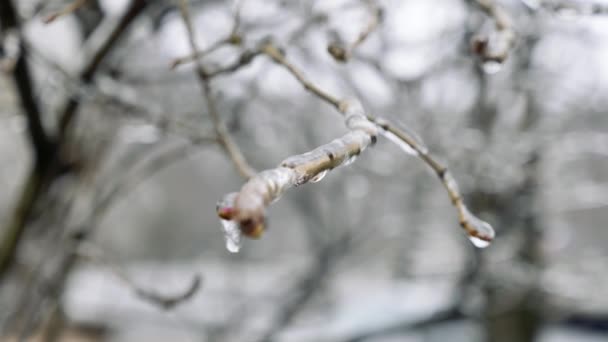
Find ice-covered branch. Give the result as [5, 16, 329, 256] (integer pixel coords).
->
[216, 42, 495, 252]
[217, 99, 378, 251]
[470, 0, 516, 65]
[369, 118, 495, 247]
[328, 0, 382, 63]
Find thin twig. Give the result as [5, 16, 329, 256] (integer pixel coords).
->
[204, 48, 262, 78]
[170, 0, 245, 69]
[77, 242, 202, 310]
[328, 0, 382, 63]
[262, 43, 342, 109]
[43, 0, 89, 24]
[177, 0, 256, 180]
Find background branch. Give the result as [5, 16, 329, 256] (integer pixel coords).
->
[77, 242, 202, 310]
[177, 0, 256, 180]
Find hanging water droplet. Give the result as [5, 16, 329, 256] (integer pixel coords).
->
[343, 154, 358, 166]
[220, 219, 242, 253]
[461, 208, 495, 249]
[310, 170, 328, 183]
[469, 236, 491, 248]
[482, 60, 503, 74]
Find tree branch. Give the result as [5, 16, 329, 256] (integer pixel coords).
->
[0, 0, 55, 164]
[57, 0, 148, 138]
[217, 41, 495, 250]
[77, 242, 202, 310]
[177, 0, 256, 180]
[0, 0, 57, 279]
[170, 0, 245, 69]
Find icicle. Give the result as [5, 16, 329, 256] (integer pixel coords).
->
[469, 235, 491, 248]
[221, 219, 242, 253]
[310, 170, 328, 183]
[216, 193, 242, 252]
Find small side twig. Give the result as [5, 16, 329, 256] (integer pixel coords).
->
[328, 0, 382, 63]
[170, 0, 245, 69]
[77, 242, 201, 310]
[203, 48, 262, 78]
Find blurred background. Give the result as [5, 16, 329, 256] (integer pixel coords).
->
[1, 0, 608, 341]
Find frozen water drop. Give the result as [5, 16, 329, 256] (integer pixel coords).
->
[310, 170, 328, 183]
[469, 236, 491, 248]
[461, 208, 495, 249]
[220, 219, 242, 253]
[482, 60, 503, 74]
